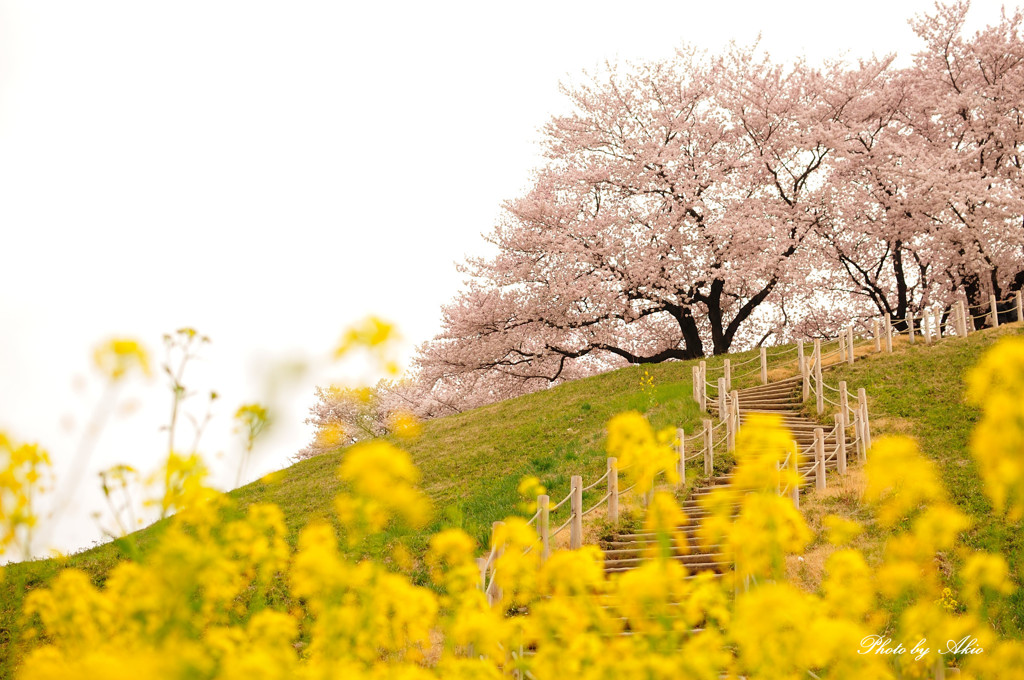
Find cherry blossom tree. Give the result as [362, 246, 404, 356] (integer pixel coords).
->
[417, 47, 857, 400]
[903, 1, 1024, 325]
[317, 3, 1024, 430]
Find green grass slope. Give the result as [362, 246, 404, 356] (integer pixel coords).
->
[2, 325, 1022, 675]
[0, 353, 728, 677]
[823, 323, 1024, 635]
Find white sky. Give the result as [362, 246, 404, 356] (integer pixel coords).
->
[1, 0, 1018, 558]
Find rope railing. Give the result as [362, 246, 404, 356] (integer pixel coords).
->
[549, 492, 572, 513]
[550, 516, 572, 538]
[479, 416, 727, 604]
[582, 492, 613, 517]
[482, 287, 1020, 606]
[581, 469, 611, 493]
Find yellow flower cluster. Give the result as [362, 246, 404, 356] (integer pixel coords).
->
[92, 338, 151, 381]
[334, 440, 431, 543]
[334, 316, 402, 375]
[0, 433, 51, 559]
[12, 337, 1024, 679]
[698, 414, 808, 583]
[966, 336, 1024, 521]
[516, 476, 546, 514]
[605, 411, 679, 491]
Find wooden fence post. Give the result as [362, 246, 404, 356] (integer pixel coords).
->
[569, 476, 582, 550]
[814, 339, 824, 415]
[923, 312, 932, 345]
[873, 318, 881, 352]
[703, 418, 713, 476]
[727, 391, 738, 452]
[935, 309, 943, 338]
[699, 361, 707, 410]
[847, 326, 855, 364]
[858, 387, 871, 453]
[991, 294, 999, 328]
[789, 450, 800, 509]
[675, 430, 685, 488]
[489, 520, 505, 604]
[798, 339, 806, 376]
[724, 358, 732, 393]
[852, 406, 864, 461]
[958, 299, 969, 336]
[839, 332, 846, 363]
[725, 413, 734, 452]
[538, 495, 550, 561]
[835, 414, 847, 475]
[814, 428, 826, 491]
[760, 346, 768, 384]
[718, 377, 727, 422]
[801, 340, 811, 402]
[731, 389, 740, 437]
[692, 365, 700, 403]
[1017, 291, 1023, 324]
[908, 313, 916, 344]
[838, 380, 850, 429]
[884, 313, 893, 353]
[607, 458, 619, 524]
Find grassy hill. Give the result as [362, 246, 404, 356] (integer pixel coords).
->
[2, 324, 1023, 675]
[821, 323, 1024, 635]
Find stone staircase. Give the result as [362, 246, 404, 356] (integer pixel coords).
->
[601, 374, 852, 576]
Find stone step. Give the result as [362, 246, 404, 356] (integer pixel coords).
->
[605, 564, 727, 576]
[602, 547, 729, 563]
[604, 556, 729, 571]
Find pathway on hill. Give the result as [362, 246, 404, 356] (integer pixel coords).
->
[601, 374, 851, 576]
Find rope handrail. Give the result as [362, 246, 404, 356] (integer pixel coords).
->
[550, 516, 572, 538]
[766, 345, 798, 357]
[582, 492, 612, 517]
[581, 469, 610, 493]
[620, 481, 638, 495]
[731, 354, 761, 367]
[480, 545, 497, 574]
[822, 394, 840, 407]
[521, 537, 542, 556]
[526, 508, 541, 527]
[821, 381, 840, 393]
[550, 491, 573, 513]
